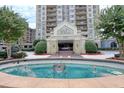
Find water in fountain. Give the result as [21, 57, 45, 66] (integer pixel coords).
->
[53, 63, 66, 78]
[17, 65, 36, 77]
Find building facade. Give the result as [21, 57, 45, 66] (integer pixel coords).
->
[36, 5, 118, 54]
[20, 28, 36, 50]
[36, 5, 99, 54]
[36, 5, 99, 40]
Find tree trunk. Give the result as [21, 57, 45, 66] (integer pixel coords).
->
[122, 42, 124, 57]
[116, 38, 124, 58]
[118, 43, 124, 58]
[6, 43, 12, 59]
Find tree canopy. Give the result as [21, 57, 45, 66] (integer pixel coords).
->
[97, 5, 124, 42]
[97, 5, 124, 57]
[0, 6, 28, 43]
[0, 6, 28, 58]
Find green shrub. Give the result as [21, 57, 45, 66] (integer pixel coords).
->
[35, 40, 47, 54]
[11, 51, 27, 58]
[0, 51, 7, 59]
[85, 40, 97, 53]
[33, 40, 41, 47]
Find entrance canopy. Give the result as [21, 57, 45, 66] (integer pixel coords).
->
[48, 21, 83, 40]
[47, 22, 86, 54]
[54, 22, 77, 36]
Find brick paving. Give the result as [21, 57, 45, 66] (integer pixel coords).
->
[0, 72, 124, 88]
[49, 51, 83, 58]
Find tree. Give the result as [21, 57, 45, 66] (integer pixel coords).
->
[96, 5, 124, 57]
[0, 6, 27, 59]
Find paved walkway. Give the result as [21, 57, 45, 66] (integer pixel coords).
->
[81, 51, 119, 59]
[25, 52, 51, 59]
[25, 51, 119, 59]
[0, 72, 124, 88]
[49, 51, 82, 58]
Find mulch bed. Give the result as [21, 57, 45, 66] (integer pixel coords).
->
[81, 52, 102, 55]
[107, 57, 124, 61]
[34, 53, 51, 56]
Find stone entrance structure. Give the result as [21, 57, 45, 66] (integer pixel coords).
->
[47, 22, 86, 54]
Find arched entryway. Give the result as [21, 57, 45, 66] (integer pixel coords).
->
[58, 40, 73, 51]
[47, 22, 86, 54]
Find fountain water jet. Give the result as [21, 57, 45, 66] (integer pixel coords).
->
[53, 64, 65, 73]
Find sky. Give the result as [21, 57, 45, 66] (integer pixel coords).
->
[0, 5, 110, 29]
[11, 6, 36, 29]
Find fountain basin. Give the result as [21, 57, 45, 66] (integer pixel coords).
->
[0, 58, 124, 79]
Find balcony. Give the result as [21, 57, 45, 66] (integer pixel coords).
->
[46, 24, 57, 27]
[76, 22, 87, 26]
[47, 9, 57, 13]
[76, 17, 87, 20]
[76, 11, 86, 15]
[47, 5, 56, 8]
[47, 19, 57, 22]
[76, 6, 87, 10]
[47, 13, 56, 17]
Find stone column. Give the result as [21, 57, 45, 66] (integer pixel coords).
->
[73, 39, 86, 54]
[47, 39, 58, 54]
[81, 39, 86, 54]
[73, 39, 81, 54]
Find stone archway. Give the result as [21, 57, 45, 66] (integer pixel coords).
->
[47, 22, 86, 54]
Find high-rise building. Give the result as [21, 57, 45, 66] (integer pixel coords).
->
[20, 28, 36, 50]
[36, 5, 99, 40]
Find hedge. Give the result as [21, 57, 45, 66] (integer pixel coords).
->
[34, 40, 47, 54]
[85, 40, 97, 53]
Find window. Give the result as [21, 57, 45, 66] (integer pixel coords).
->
[42, 7, 45, 10]
[70, 20, 74, 23]
[88, 24, 93, 28]
[89, 19, 92, 23]
[70, 10, 74, 12]
[29, 45, 32, 48]
[58, 16, 62, 19]
[88, 5, 92, 7]
[42, 12, 45, 15]
[57, 6, 61, 8]
[111, 42, 117, 48]
[2, 47, 6, 49]
[42, 27, 45, 30]
[88, 8, 91, 12]
[42, 17, 45, 20]
[58, 11, 61, 14]
[70, 15, 74, 18]
[89, 13, 92, 17]
[70, 5, 74, 8]
[38, 33, 40, 36]
[24, 45, 27, 48]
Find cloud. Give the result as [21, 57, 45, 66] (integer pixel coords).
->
[29, 23, 36, 29]
[11, 6, 36, 28]
[100, 5, 112, 10]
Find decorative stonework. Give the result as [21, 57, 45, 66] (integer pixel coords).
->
[57, 25, 74, 35]
[47, 22, 86, 54]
